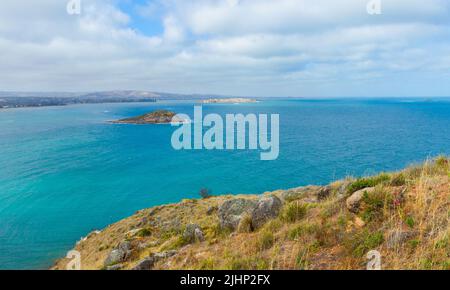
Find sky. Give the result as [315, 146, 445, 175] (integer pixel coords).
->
[0, 0, 449, 97]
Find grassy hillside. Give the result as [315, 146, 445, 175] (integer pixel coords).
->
[53, 157, 449, 270]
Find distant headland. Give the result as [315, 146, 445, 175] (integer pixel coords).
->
[201, 98, 257, 104]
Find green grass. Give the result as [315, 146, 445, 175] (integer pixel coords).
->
[281, 202, 308, 223]
[136, 228, 152, 238]
[347, 173, 390, 194]
[345, 230, 385, 257]
[258, 230, 275, 250]
[405, 216, 415, 228]
[360, 189, 390, 222]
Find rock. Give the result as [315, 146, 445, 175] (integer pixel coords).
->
[104, 241, 132, 267]
[251, 195, 283, 229]
[206, 206, 218, 215]
[386, 230, 416, 249]
[106, 264, 123, 271]
[132, 251, 177, 270]
[337, 179, 354, 196]
[354, 217, 366, 228]
[317, 186, 332, 200]
[218, 199, 257, 230]
[183, 224, 205, 243]
[125, 228, 143, 238]
[138, 240, 160, 250]
[346, 187, 375, 213]
[132, 257, 156, 270]
[281, 186, 321, 202]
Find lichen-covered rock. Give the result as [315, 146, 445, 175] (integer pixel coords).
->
[218, 199, 257, 230]
[281, 186, 321, 202]
[183, 224, 205, 243]
[106, 264, 123, 271]
[132, 251, 177, 270]
[251, 195, 283, 229]
[346, 187, 375, 213]
[104, 241, 132, 267]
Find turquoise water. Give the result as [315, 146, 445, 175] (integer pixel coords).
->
[0, 98, 449, 269]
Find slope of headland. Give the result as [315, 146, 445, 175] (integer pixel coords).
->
[53, 157, 449, 270]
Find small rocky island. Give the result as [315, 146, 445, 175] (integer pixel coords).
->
[201, 98, 257, 104]
[112, 110, 184, 124]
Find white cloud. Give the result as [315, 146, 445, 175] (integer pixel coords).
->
[0, 0, 449, 96]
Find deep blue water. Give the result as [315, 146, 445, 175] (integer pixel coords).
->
[0, 98, 449, 269]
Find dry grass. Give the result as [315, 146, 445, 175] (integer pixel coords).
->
[53, 156, 449, 270]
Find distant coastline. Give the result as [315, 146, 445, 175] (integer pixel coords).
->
[201, 98, 257, 104]
[0, 91, 256, 109]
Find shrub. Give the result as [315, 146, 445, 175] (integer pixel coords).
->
[198, 257, 215, 270]
[199, 188, 213, 199]
[281, 202, 307, 223]
[258, 230, 274, 250]
[225, 256, 268, 270]
[405, 216, 415, 228]
[360, 189, 390, 222]
[344, 230, 384, 257]
[435, 156, 448, 168]
[295, 248, 310, 270]
[347, 173, 390, 194]
[287, 223, 318, 241]
[390, 173, 406, 186]
[136, 228, 152, 237]
[237, 214, 253, 233]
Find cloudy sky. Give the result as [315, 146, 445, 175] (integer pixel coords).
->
[0, 0, 449, 97]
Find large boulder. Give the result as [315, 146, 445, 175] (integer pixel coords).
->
[104, 241, 132, 267]
[346, 187, 375, 213]
[132, 251, 177, 270]
[183, 224, 205, 243]
[218, 199, 257, 230]
[251, 195, 283, 229]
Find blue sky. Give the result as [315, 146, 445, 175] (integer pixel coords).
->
[0, 0, 449, 97]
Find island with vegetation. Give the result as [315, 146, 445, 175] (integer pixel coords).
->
[201, 98, 258, 104]
[53, 156, 449, 270]
[112, 110, 185, 124]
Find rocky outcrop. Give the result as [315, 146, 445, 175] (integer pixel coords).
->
[281, 185, 333, 203]
[132, 251, 177, 270]
[218, 199, 257, 230]
[183, 224, 205, 243]
[251, 195, 283, 229]
[104, 241, 132, 267]
[346, 187, 375, 213]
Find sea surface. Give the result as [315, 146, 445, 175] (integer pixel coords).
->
[0, 98, 449, 269]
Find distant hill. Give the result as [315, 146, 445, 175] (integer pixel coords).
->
[0, 90, 252, 108]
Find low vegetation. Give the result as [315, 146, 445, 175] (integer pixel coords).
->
[53, 156, 449, 270]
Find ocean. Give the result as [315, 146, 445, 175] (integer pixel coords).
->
[0, 98, 449, 269]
